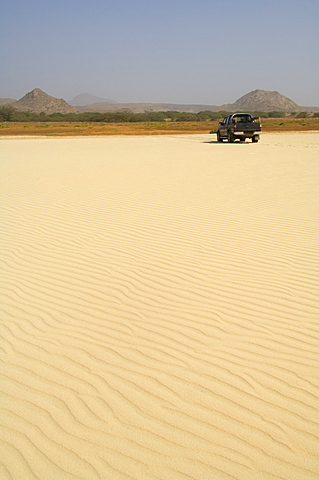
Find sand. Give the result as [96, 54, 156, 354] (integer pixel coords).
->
[0, 132, 318, 480]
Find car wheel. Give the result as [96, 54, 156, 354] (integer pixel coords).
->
[252, 136, 259, 143]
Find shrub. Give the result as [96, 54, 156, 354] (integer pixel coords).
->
[295, 111, 309, 118]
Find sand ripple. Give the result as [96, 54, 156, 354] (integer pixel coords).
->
[1, 134, 319, 479]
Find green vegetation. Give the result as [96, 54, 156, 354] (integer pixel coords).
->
[1, 107, 318, 126]
[0, 107, 231, 123]
[295, 111, 309, 118]
[0, 106, 16, 121]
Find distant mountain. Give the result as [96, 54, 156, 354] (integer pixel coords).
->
[76, 90, 305, 114]
[2, 88, 316, 115]
[69, 93, 116, 106]
[220, 89, 301, 112]
[301, 105, 319, 112]
[76, 102, 220, 114]
[0, 98, 16, 106]
[12, 88, 76, 114]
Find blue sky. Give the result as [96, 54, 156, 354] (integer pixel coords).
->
[1, 0, 318, 105]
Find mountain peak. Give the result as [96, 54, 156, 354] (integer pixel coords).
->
[226, 89, 301, 112]
[28, 88, 46, 96]
[19, 88, 59, 101]
[14, 88, 76, 114]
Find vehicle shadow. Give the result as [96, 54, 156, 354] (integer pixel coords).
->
[204, 140, 250, 145]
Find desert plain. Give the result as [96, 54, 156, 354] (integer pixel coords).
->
[0, 132, 318, 479]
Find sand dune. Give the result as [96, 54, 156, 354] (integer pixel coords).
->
[1, 133, 318, 479]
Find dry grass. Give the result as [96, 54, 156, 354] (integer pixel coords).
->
[1, 117, 319, 137]
[260, 116, 319, 131]
[0, 122, 215, 137]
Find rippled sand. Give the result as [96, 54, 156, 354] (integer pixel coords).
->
[1, 133, 318, 479]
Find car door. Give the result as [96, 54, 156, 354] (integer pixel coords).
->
[219, 116, 229, 137]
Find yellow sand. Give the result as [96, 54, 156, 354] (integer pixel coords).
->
[0, 133, 318, 480]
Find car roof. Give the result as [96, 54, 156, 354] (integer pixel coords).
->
[231, 113, 252, 117]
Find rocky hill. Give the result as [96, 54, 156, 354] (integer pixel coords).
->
[220, 89, 301, 112]
[12, 88, 76, 114]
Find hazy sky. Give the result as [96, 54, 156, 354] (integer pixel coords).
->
[1, 0, 318, 105]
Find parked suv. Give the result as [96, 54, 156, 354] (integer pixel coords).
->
[217, 113, 262, 143]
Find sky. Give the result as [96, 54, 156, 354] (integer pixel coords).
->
[1, 0, 318, 106]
